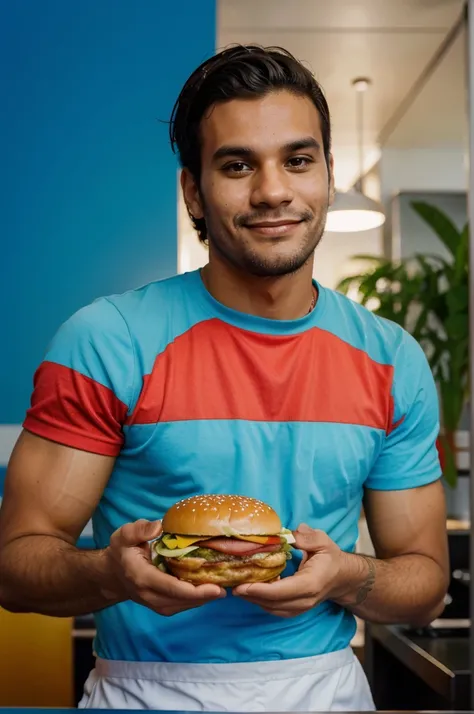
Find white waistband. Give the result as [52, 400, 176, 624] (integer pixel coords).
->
[95, 647, 355, 683]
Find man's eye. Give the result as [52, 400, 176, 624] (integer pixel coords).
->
[223, 162, 251, 175]
[287, 156, 312, 169]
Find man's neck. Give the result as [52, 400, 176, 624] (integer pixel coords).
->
[200, 253, 317, 321]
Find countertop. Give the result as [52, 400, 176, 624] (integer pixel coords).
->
[370, 622, 469, 680]
[366, 622, 470, 708]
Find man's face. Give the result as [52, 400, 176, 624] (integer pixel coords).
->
[183, 90, 334, 278]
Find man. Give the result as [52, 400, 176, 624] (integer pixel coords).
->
[0, 45, 449, 711]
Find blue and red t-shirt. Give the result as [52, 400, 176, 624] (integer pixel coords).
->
[23, 269, 441, 663]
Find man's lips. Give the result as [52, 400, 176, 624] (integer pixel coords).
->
[243, 219, 303, 237]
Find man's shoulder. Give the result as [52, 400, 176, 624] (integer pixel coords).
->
[50, 271, 202, 363]
[102, 270, 197, 319]
[67, 271, 197, 332]
[320, 284, 417, 366]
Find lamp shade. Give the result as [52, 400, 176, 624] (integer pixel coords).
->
[325, 189, 386, 233]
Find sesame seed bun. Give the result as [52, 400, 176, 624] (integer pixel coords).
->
[162, 494, 282, 536]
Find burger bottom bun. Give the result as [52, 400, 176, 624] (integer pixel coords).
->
[165, 551, 287, 587]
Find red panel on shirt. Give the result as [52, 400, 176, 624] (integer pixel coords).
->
[23, 361, 127, 455]
[127, 319, 395, 432]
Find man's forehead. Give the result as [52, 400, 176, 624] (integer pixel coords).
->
[200, 91, 322, 150]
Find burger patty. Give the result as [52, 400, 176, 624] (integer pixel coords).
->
[165, 551, 288, 585]
[180, 546, 284, 562]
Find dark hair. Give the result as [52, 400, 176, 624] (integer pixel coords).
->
[169, 44, 331, 243]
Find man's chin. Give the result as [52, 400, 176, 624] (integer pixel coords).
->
[236, 231, 321, 278]
[240, 251, 313, 278]
[207, 225, 322, 278]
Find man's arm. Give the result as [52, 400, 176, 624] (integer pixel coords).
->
[234, 481, 449, 626]
[334, 330, 449, 626]
[0, 430, 125, 616]
[1, 297, 226, 617]
[333, 480, 449, 625]
[0, 430, 225, 618]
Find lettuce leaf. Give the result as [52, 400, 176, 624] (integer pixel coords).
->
[153, 543, 199, 558]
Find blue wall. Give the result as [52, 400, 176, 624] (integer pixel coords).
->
[1, 0, 216, 426]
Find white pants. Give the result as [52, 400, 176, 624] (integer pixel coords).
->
[78, 647, 375, 711]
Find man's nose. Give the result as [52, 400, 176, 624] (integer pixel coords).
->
[250, 165, 294, 208]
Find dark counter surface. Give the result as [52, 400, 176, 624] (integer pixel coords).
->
[365, 621, 470, 710]
[369, 622, 469, 693]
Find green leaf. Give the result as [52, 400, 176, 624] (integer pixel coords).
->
[439, 374, 465, 433]
[444, 314, 468, 340]
[335, 275, 364, 294]
[446, 285, 469, 315]
[344, 254, 386, 263]
[412, 304, 429, 340]
[338, 201, 469, 454]
[414, 252, 451, 270]
[410, 201, 461, 257]
[421, 330, 448, 375]
[454, 223, 469, 282]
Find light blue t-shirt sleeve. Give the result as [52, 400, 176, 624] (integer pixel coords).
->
[23, 296, 135, 456]
[366, 332, 442, 490]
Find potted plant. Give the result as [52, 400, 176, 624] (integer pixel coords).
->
[336, 201, 469, 491]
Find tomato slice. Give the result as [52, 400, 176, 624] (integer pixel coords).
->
[233, 534, 282, 545]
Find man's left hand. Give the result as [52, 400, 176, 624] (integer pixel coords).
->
[233, 523, 352, 617]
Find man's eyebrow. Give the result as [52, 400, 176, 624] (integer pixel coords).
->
[212, 145, 255, 162]
[284, 137, 321, 153]
[212, 137, 322, 163]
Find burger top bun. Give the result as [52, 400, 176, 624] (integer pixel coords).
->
[162, 494, 282, 536]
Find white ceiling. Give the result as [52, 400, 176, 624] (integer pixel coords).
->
[384, 24, 468, 149]
[218, 0, 467, 189]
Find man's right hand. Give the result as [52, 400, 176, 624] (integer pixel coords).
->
[0, 434, 226, 618]
[107, 519, 226, 616]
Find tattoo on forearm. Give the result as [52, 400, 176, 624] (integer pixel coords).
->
[354, 555, 376, 605]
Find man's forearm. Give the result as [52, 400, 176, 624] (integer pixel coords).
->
[0, 535, 124, 616]
[333, 552, 448, 626]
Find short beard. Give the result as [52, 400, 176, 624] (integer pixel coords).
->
[208, 208, 328, 278]
[237, 231, 320, 277]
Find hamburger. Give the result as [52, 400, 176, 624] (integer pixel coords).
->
[151, 494, 295, 587]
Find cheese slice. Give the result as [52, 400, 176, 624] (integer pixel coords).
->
[162, 534, 213, 549]
[233, 535, 279, 545]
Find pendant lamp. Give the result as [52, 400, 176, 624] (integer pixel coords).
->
[325, 77, 385, 233]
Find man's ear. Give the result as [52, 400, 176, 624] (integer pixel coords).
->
[328, 153, 335, 206]
[180, 169, 204, 219]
